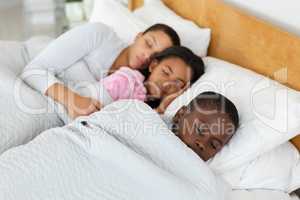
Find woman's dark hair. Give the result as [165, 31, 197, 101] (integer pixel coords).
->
[142, 46, 205, 109]
[143, 23, 180, 46]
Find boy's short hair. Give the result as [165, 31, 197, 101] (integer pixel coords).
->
[187, 91, 239, 130]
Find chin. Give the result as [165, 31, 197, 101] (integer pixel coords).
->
[130, 62, 139, 69]
[133, 58, 144, 69]
[199, 154, 209, 161]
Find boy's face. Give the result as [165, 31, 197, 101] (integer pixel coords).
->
[172, 105, 235, 161]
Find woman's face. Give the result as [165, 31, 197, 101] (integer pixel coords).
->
[128, 30, 174, 69]
[145, 57, 192, 99]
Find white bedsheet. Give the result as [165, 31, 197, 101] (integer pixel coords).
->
[0, 100, 229, 200]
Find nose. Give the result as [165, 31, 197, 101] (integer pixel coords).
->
[195, 141, 206, 151]
[142, 49, 152, 62]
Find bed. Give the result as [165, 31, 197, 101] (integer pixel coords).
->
[129, 0, 300, 152]
[0, 0, 300, 199]
[128, 0, 300, 199]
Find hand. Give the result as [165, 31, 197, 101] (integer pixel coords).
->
[156, 84, 189, 114]
[67, 94, 102, 119]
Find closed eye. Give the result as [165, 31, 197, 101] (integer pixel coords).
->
[146, 39, 153, 48]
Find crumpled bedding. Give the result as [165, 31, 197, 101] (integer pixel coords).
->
[0, 100, 230, 200]
[0, 37, 62, 154]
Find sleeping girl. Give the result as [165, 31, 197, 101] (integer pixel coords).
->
[60, 46, 205, 122]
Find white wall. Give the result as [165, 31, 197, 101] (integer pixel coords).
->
[0, 0, 21, 8]
[224, 0, 300, 36]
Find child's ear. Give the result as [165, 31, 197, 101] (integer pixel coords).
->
[172, 106, 187, 124]
[134, 32, 143, 42]
[149, 59, 159, 72]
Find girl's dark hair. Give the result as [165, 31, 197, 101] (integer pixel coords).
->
[142, 46, 205, 109]
[143, 23, 180, 46]
[141, 46, 205, 84]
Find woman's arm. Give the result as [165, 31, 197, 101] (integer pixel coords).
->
[46, 83, 102, 119]
[21, 23, 112, 95]
[21, 23, 112, 118]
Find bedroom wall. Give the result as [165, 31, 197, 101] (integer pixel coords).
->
[0, 0, 21, 8]
[224, 0, 300, 36]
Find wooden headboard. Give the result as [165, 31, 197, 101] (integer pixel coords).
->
[129, 0, 300, 151]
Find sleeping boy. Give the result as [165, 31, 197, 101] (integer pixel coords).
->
[81, 91, 239, 161]
[164, 91, 239, 161]
[0, 91, 238, 199]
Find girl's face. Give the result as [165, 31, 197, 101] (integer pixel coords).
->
[145, 57, 192, 98]
[128, 31, 173, 69]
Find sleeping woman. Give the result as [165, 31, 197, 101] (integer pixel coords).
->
[21, 22, 182, 121]
[48, 45, 204, 123]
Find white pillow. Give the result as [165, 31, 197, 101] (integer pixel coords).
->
[89, 0, 148, 44]
[220, 142, 299, 192]
[163, 56, 300, 173]
[133, 0, 211, 57]
[90, 0, 211, 57]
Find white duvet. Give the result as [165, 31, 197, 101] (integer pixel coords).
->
[0, 100, 229, 200]
[0, 38, 62, 154]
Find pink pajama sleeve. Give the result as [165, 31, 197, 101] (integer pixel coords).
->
[100, 67, 147, 102]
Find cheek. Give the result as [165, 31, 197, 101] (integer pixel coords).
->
[128, 47, 136, 62]
[131, 42, 142, 56]
[168, 84, 180, 93]
[162, 82, 181, 96]
[180, 123, 194, 142]
[149, 71, 162, 83]
[176, 121, 186, 140]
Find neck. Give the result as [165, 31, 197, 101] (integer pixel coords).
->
[109, 46, 130, 74]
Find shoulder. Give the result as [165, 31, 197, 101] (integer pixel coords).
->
[72, 22, 116, 37]
[84, 22, 112, 32]
[117, 67, 145, 82]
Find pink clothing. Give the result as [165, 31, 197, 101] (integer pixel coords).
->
[100, 67, 147, 102]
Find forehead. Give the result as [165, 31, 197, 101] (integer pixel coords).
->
[184, 109, 234, 140]
[144, 30, 173, 48]
[160, 57, 192, 80]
